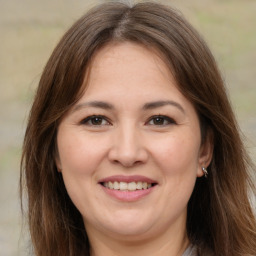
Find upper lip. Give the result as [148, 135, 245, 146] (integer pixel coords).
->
[98, 175, 157, 184]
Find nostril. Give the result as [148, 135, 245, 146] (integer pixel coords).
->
[108, 139, 149, 167]
[110, 158, 144, 168]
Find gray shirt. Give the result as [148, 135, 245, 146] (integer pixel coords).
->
[182, 245, 197, 256]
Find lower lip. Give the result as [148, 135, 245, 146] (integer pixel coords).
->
[100, 185, 156, 202]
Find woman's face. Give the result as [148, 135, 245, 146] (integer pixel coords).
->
[56, 42, 211, 242]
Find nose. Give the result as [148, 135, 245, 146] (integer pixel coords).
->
[108, 125, 148, 167]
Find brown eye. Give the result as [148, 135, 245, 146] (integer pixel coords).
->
[81, 115, 110, 126]
[91, 117, 104, 125]
[152, 117, 165, 125]
[147, 115, 176, 126]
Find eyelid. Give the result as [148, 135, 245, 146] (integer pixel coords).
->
[79, 114, 176, 127]
[146, 115, 176, 126]
[80, 115, 111, 126]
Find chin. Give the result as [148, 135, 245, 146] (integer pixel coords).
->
[102, 223, 154, 241]
[85, 209, 156, 239]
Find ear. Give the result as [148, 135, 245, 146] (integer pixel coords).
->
[55, 156, 62, 173]
[55, 147, 62, 173]
[197, 130, 214, 177]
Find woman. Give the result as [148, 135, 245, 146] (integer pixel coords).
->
[21, 1, 256, 256]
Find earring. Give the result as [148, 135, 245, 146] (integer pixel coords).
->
[202, 167, 208, 178]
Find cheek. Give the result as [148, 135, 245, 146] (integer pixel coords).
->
[150, 133, 201, 176]
[151, 134, 200, 211]
[57, 129, 108, 176]
[56, 130, 108, 211]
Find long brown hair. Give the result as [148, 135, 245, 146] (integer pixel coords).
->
[21, 2, 256, 256]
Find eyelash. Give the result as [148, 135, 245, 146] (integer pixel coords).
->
[80, 115, 176, 127]
[80, 115, 111, 126]
[146, 115, 176, 126]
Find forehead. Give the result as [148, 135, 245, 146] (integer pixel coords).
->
[72, 42, 199, 121]
[83, 41, 178, 97]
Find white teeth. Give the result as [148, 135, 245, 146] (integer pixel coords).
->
[142, 182, 147, 189]
[109, 181, 114, 189]
[119, 182, 128, 191]
[136, 181, 142, 189]
[128, 182, 137, 191]
[103, 181, 154, 191]
[113, 181, 120, 190]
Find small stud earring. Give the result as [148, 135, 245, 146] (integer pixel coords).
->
[202, 167, 208, 178]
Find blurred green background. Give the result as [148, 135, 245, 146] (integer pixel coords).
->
[0, 0, 255, 255]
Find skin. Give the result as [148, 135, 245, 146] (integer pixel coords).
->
[56, 42, 212, 256]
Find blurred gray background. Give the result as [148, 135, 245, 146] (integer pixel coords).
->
[0, 0, 255, 255]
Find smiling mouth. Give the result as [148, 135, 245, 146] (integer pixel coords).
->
[101, 181, 157, 191]
[99, 176, 158, 201]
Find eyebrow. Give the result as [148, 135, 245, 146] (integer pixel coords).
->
[142, 100, 185, 114]
[72, 100, 185, 114]
[72, 101, 114, 112]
